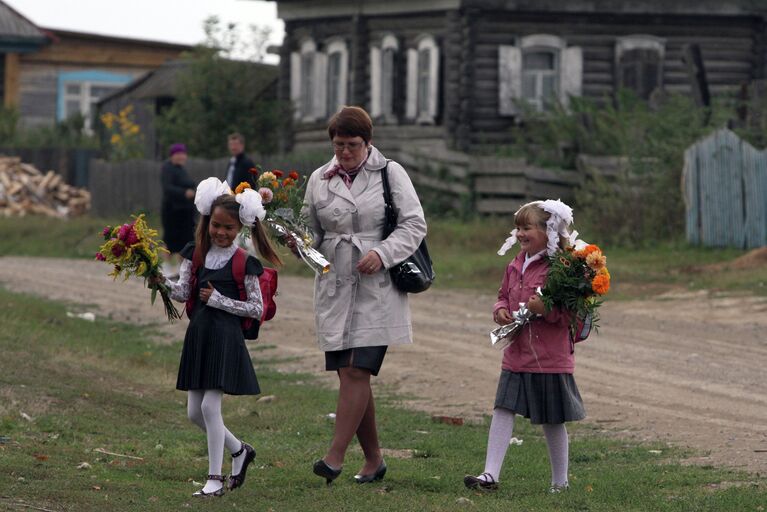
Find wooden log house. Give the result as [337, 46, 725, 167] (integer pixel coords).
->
[0, 0, 189, 132]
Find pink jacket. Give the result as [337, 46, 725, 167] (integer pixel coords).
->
[494, 251, 574, 374]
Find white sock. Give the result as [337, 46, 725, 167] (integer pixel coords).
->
[542, 423, 569, 487]
[188, 390, 242, 492]
[481, 408, 516, 482]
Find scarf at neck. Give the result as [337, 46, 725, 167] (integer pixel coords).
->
[322, 151, 370, 189]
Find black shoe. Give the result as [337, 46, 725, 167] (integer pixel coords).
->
[464, 473, 498, 491]
[354, 460, 387, 483]
[313, 459, 342, 485]
[228, 442, 256, 490]
[193, 474, 226, 497]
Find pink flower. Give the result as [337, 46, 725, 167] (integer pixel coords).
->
[117, 223, 133, 241]
[102, 226, 113, 239]
[95, 252, 106, 261]
[258, 187, 274, 204]
[125, 229, 139, 246]
[111, 242, 125, 257]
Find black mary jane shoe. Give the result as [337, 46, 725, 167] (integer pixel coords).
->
[193, 474, 226, 497]
[354, 460, 387, 484]
[228, 442, 256, 491]
[313, 459, 342, 485]
[463, 472, 498, 491]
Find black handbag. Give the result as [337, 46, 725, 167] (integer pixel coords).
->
[381, 162, 435, 293]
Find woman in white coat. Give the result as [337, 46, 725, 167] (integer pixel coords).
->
[302, 106, 427, 485]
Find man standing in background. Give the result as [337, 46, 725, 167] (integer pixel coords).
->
[224, 133, 257, 189]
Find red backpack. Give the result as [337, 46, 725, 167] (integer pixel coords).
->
[186, 247, 277, 339]
[569, 312, 593, 352]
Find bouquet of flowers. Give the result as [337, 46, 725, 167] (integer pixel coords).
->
[95, 214, 181, 321]
[237, 167, 330, 274]
[491, 243, 610, 348]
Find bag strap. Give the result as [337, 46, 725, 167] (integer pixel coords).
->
[380, 160, 398, 237]
[185, 247, 205, 315]
[231, 248, 255, 330]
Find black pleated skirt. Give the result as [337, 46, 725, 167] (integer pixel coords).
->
[176, 305, 260, 395]
[325, 345, 388, 376]
[494, 370, 585, 424]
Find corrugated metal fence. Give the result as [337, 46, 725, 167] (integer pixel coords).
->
[683, 128, 767, 249]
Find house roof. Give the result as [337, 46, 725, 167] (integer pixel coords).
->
[97, 59, 279, 105]
[0, 0, 47, 45]
[39, 28, 192, 51]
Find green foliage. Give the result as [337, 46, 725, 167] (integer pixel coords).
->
[99, 105, 145, 161]
[156, 16, 289, 158]
[501, 91, 736, 246]
[0, 105, 19, 144]
[0, 109, 98, 149]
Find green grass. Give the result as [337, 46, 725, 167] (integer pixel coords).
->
[1, 215, 765, 298]
[1, 287, 765, 511]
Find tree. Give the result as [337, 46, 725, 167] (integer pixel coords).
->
[156, 17, 288, 158]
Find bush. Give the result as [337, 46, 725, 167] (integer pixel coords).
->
[502, 91, 735, 246]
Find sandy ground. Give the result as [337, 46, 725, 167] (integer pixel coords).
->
[1, 256, 766, 474]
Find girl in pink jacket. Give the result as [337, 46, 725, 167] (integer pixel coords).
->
[464, 200, 585, 494]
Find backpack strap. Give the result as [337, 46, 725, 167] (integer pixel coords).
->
[231, 248, 255, 331]
[185, 247, 204, 317]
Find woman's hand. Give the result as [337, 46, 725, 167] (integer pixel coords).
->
[199, 282, 216, 303]
[284, 234, 300, 256]
[148, 274, 165, 286]
[356, 251, 383, 275]
[527, 295, 546, 316]
[494, 308, 512, 325]
[185, 189, 195, 200]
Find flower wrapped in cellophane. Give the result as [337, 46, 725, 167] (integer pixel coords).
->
[236, 167, 330, 274]
[491, 243, 610, 348]
[95, 214, 181, 321]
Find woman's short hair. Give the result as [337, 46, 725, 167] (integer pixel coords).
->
[327, 106, 373, 143]
[228, 132, 245, 144]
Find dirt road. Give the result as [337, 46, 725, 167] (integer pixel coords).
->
[2, 256, 766, 473]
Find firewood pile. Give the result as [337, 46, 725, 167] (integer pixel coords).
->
[0, 157, 90, 218]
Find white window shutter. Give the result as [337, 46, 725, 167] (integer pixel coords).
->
[313, 52, 328, 119]
[498, 45, 522, 116]
[290, 52, 302, 118]
[406, 48, 418, 119]
[428, 44, 440, 118]
[561, 46, 583, 106]
[338, 49, 348, 108]
[370, 46, 382, 117]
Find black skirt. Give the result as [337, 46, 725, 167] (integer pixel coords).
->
[494, 370, 585, 425]
[325, 346, 388, 376]
[161, 204, 196, 254]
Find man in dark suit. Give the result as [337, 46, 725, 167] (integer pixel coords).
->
[224, 132, 257, 189]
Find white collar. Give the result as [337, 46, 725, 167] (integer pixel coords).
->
[205, 242, 239, 270]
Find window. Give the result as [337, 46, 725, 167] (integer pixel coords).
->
[370, 34, 399, 121]
[406, 35, 439, 123]
[615, 36, 665, 100]
[498, 35, 582, 116]
[290, 38, 347, 122]
[325, 39, 348, 116]
[57, 71, 132, 133]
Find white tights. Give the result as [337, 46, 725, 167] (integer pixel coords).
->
[187, 390, 244, 492]
[481, 408, 569, 486]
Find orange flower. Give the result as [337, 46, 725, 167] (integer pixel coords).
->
[276, 190, 288, 202]
[248, 167, 259, 176]
[234, 181, 252, 194]
[576, 244, 601, 259]
[272, 170, 284, 178]
[592, 274, 610, 295]
[289, 171, 299, 180]
[586, 250, 606, 270]
[282, 177, 295, 188]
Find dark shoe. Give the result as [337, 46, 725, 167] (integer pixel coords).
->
[464, 473, 498, 491]
[193, 474, 226, 497]
[354, 460, 387, 483]
[228, 442, 256, 490]
[313, 459, 342, 485]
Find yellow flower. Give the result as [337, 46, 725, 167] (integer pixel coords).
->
[129, 125, 140, 135]
[235, 181, 252, 194]
[258, 172, 276, 185]
[586, 250, 606, 270]
[110, 133, 122, 145]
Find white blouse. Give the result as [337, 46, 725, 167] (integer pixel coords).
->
[166, 244, 263, 319]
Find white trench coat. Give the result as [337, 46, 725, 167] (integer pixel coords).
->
[302, 146, 427, 351]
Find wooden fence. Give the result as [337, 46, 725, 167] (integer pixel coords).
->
[89, 154, 327, 217]
[683, 128, 767, 249]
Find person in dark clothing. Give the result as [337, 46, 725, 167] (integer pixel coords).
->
[224, 133, 257, 189]
[161, 143, 197, 275]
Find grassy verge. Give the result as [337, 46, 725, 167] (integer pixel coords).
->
[1, 287, 764, 511]
[1, 215, 765, 298]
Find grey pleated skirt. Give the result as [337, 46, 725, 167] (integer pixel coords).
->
[494, 370, 586, 424]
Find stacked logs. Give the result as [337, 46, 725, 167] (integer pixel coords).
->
[0, 157, 91, 218]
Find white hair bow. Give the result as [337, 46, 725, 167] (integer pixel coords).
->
[497, 199, 587, 256]
[235, 188, 266, 225]
[194, 177, 232, 216]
